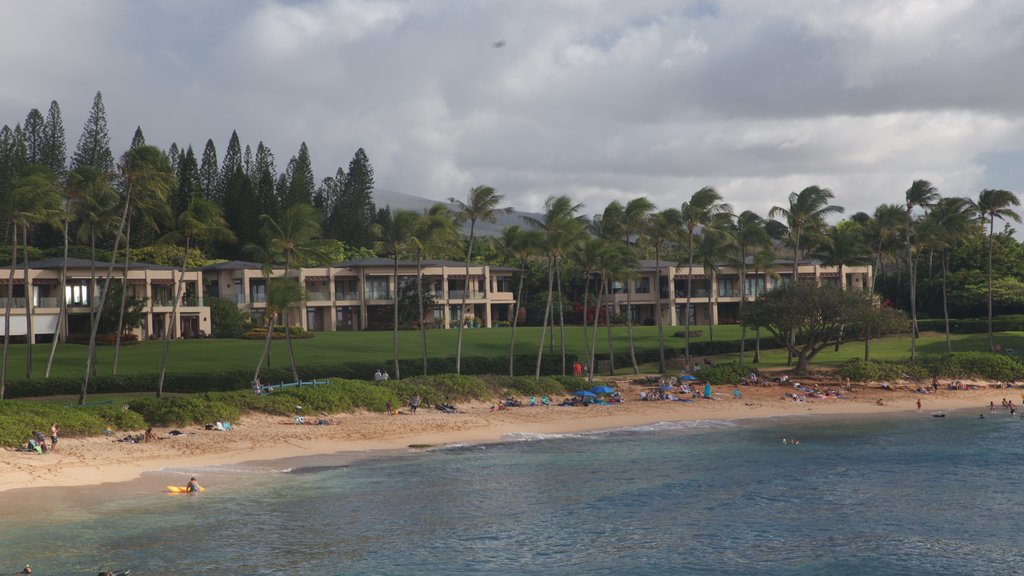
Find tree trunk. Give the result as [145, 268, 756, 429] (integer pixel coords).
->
[22, 224, 33, 378]
[654, 247, 666, 373]
[1, 224, 18, 400]
[417, 253, 427, 376]
[157, 236, 191, 397]
[908, 224, 917, 362]
[392, 253, 401, 380]
[625, 266, 639, 373]
[455, 220, 476, 374]
[738, 256, 747, 367]
[508, 261, 526, 376]
[684, 233, 694, 364]
[283, 256, 299, 383]
[534, 260, 555, 381]
[987, 216, 995, 353]
[112, 211, 132, 375]
[252, 271, 275, 383]
[588, 277, 606, 386]
[45, 206, 70, 378]
[941, 250, 951, 353]
[556, 258, 566, 376]
[605, 277, 615, 375]
[864, 334, 871, 362]
[581, 267, 591, 373]
[81, 196, 131, 405]
[708, 269, 716, 345]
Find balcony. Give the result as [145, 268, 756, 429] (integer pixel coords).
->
[446, 290, 485, 300]
[364, 290, 391, 301]
[0, 297, 26, 308]
[181, 297, 204, 307]
[251, 293, 267, 303]
[334, 291, 359, 301]
[306, 292, 331, 302]
[717, 289, 740, 298]
[35, 297, 60, 308]
[152, 297, 176, 307]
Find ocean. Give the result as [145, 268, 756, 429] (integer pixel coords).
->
[3, 411, 1023, 575]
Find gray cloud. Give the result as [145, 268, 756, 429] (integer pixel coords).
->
[2, 0, 1023, 228]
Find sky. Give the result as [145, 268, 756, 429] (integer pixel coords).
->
[2, 0, 1023, 226]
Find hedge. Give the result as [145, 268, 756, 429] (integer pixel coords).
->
[838, 353, 1024, 382]
[916, 315, 1024, 334]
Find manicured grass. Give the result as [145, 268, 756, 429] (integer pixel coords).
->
[1, 327, 1020, 380]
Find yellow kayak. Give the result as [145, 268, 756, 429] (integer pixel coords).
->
[166, 485, 205, 493]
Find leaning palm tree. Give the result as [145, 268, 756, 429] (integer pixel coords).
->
[156, 198, 235, 397]
[904, 180, 939, 361]
[920, 197, 977, 352]
[647, 208, 682, 373]
[500, 225, 539, 376]
[695, 217, 735, 345]
[975, 189, 1021, 352]
[680, 187, 732, 364]
[45, 170, 76, 378]
[588, 242, 636, 385]
[375, 209, 420, 380]
[410, 204, 456, 375]
[577, 236, 604, 372]
[523, 195, 586, 380]
[10, 166, 63, 380]
[112, 146, 174, 374]
[449, 186, 511, 374]
[859, 204, 906, 292]
[729, 211, 770, 367]
[620, 198, 655, 373]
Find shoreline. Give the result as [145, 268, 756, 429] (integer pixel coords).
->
[1, 381, 1018, 497]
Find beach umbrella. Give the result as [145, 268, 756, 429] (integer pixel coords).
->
[659, 385, 674, 391]
[590, 385, 615, 394]
[574, 390, 597, 397]
[679, 374, 698, 381]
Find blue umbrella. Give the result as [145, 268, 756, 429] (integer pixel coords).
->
[679, 374, 698, 381]
[659, 385, 674, 391]
[574, 390, 597, 397]
[590, 385, 615, 394]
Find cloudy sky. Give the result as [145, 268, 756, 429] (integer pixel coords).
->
[3, 0, 1023, 224]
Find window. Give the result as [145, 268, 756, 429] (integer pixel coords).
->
[636, 277, 651, 294]
[365, 277, 390, 300]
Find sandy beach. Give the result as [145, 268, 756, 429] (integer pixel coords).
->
[2, 378, 1019, 494]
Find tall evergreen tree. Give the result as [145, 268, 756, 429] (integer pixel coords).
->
[282, 142, 315, 209]
[129, 126, 145, 150]
[173, 146, 199, 217]
[332, 148, 375, 247]
[41, 101, 67, 178]
[71, 91, 115, 174]
[218, 130, 242, 202]
[167, 143, 180, 176]
[253, 142, 278, 220]
[243, 144, 253, 179]
[23, 108, 45, 164]
[198, 139, 218, 200]
[221, 165, 259, 258]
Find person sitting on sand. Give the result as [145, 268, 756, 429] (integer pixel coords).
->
[145, 428, 158, 442]
[186, 477, 201, 493]
[876, 399, 885, 406]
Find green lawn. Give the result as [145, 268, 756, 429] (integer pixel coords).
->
[2, 326, 1021, 380]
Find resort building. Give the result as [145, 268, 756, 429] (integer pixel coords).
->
[600, 259, 873, 327]
[0, 258, 210, 341]
[200, 258, 518, 332]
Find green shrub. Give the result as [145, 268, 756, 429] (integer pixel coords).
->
[480, 375, 568, 396]
[0, 401, 147, 448]
[917, 315, 1024, 334]
[920, 352, 1024, 381]
[695, 363, 747, 385]
[126, 397, 240, 426]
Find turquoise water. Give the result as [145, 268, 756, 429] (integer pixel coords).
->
[3, 412, 1024, 575]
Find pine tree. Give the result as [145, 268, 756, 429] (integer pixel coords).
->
[129, 126, 145, 150]
[198, 139, 218, 200]
[221, 165, 259, 258]
[282, 142, 315, 209]
[23, 109, 45, 164]
[168, 143, 180, 176]
[218, 130, 242, 203]
[313, 176, 337, 214]
[173, 146, 199, 217]
[331, 148, 375, 247]
[41, 101, 67, 178]
[10, 125, 28, 177]
[71, 91, 115, 174]
[253, 142, 278, 220]
[243, 144, 253, 179]
[0, 126, 17, 204]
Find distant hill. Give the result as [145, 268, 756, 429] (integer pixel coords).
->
[374, 189, 542, 236]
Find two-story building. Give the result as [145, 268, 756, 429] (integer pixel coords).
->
[601, 259, 872, 326]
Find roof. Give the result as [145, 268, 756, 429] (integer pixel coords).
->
[332, 258, 481, 268]
[197, 260, 269, 271]
[10, 257, 178, 271]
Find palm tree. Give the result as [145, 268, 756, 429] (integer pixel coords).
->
[769, 185, 842, 366]
[11, 166, 62, 380]
[410, 204, 456, 375]
[156, 198, 235, 397]
[578, 236, 604, 372]
[500, 226, 539, 376]
[904, 180, 939, 361]
[375, 209, 420, 380]
[112, 146, 174, 374]
[449, 186, 511, 375]
[254, 204, 326, 383]
[729, 211, 770, 367]
[44, 171, 75, 378]
[920, 197, 977, 352]
[858, 204, 906, 292]
[813, 221, 871, 351]
[647, 208, 682, 373]
[975, 189, 1021, 352]
[524, 196, 585, 380]
[695, 217, 735, 345]
[680, 187, 732, 364]
[588, 242, 636, 385]
[621, 198, 655, 372]
[749, 248, 778, 364]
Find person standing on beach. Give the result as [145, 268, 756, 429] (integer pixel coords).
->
[916, 399, 921, 412]
[410, 394, 421, 414]
[50, 423, 60, 452]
